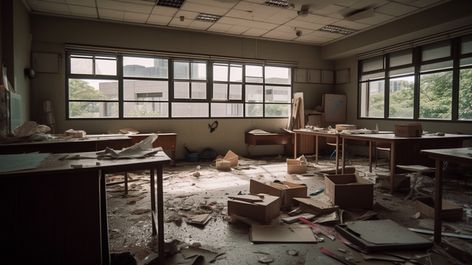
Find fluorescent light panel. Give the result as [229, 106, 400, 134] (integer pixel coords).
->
[264, 0, 289, 8]
[319, 25, 356, 35]
[156, 0, 185, 8]
[195, 13, 221, 22]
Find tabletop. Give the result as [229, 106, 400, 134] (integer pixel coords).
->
[421, 147, 472, 164]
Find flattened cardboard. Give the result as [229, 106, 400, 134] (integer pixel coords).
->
[227, 193, 280, 224]
[293, 197, 337, 214]
[325, 174, 373, 209]
[223, 150, 238, 167]
[415, 197, 463, 221]
[186, 213, 212, 227]
[228, 194, 263, 203]
[250, 179, 307, 209]
[250, 225, 317, 243]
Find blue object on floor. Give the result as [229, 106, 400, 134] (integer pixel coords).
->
[330, 149, 337, 159]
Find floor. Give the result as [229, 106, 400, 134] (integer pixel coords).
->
[106, 154, 472, 265]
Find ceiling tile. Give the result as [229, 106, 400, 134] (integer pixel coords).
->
[310, 4, 346, 16]
[27, 0, 70, 14]
[99, 8, 124, 21]
[186, 0, 237, 9]
[343, 0, 388, 9]
[242, 28, 269, 37]
[226, 25, 249, 35]
[175, 10, 199, 20]
[66, 0, 96, 7]
[351, 12, 393, 25]
[331, 19, 369, 30]
[181, 2, 230, 16]
[263, 31, 296, 40]
[310, 30, 344, 39]
[376, 2, 417, 16]
[97, 0, 153, 14]
[230, 1, 297, 24]
[218, 16, 277, 30]
[409, 0, 443, 8]
[123, 12, 149, 23]
[207, 22, 233, 33]
[147, 14, 173, 25]
[169, 17, 194, 28]
[69, 5, 97, 18]
[286, 18, 324, 31]
[297, 14, 338, 25]
[151, 6, 178, 17]
[189, 20, 213, 30]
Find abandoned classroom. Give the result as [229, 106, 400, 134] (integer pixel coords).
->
[1, 0, 472, 264]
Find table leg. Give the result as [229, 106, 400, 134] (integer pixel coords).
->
[335, 136, 339, 174]
[369, 141, 373, 173]
[156, 165, 165, 263]
[434, 159, 444, 243]
[124, 172, 128, 195]
[315, 135, 319, 164]
[294, 133, 297, 159]
[341, 137, 345, 174]
[99, 170, 110, 265]
[150, 169, 157, 236]
[389, 142, 396, 193]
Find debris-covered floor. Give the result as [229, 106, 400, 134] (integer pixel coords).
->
[105, 155, 472, 265]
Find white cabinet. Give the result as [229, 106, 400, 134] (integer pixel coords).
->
[294, 68, 333, 84]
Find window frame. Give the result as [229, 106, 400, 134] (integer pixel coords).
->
[357, 35, 472, 123]
[66, 50, 293, 120]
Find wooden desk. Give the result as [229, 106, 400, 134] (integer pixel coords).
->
[292, 129, 341, 173]
[0, 150, 170, 265]
[129, 133, 177, 161]
[0, 135, 132, 154]
[340, 133, 472, 192]
[421, 148, 472, 243]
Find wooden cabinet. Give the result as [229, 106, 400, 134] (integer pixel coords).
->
[294, 68, 334, 84]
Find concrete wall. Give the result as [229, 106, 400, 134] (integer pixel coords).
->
[30, 15, 334, 158]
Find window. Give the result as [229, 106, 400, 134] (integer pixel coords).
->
[358, 35, 472, 122]
[67, 51, 292, 119]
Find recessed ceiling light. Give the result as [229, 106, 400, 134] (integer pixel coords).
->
[195, 13, 221, 22]
[156, 0, 185, 8]
[319, 25, 356, 35]
[264, 0, 289, 8]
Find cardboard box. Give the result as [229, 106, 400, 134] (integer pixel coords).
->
[224, 150, 238, 167]
[287, 158, 307, 174]
[228, 193, 280, 224]
[293, 197, 338, 214]
[250, 179, 307, 209]
[415, 197, 463, 221]
[324, 174, 374, 209]
[394, 123, 422, 137]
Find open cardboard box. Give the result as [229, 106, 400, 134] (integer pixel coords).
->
[250, 179, 307, 209]
[286, 158, 307, 174]
[325, 174, 374, 209]
[228, 193, 280, 224]
[415, 197, 463, 221]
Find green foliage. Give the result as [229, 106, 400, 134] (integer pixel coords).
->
[389, 80, 414, 118]
[69, 79, 104, 118]
[459, 68, 472, 120]
[419, 71, 452, 119]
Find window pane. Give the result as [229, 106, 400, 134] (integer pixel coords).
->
[172, 103, 208, 117]
[213, 63, 228, 82]
[95, 58, 116, 75]
[265, 66, 291, 84]
[361, 72, 384, 81]
[174, 61, 189, 79]
[191, 62, 206, 80]
[459, 68, 472, 120]
[124, 80, 168, 100]
[246, 85, 263, 102]
[230, 64, 243, 82]
[229, 84, 242, 100]
[174, 81, 190, 99]
[211, 103, 243, 117]
[70, 56, 93, 74]
[389, 50, 412, 67]
[246, 104, 263, 117]
[123, 57, 168, 78]
[389, 76, 414, 118]
[265, 86, 291, 103]
[192, 82, 206, 99]
[420, 60, 453, 72]
[213, 83, 227, 100]
[360, 80, 385, 118]
[362, 56, 384, 72]
[389, 67, 414, 77]
[460, 57, 472, 67]
[462, 35, 472, 54]
[422, 42, 450, 61]
[124, 102, 168, 118]
[246, 65, 263, 83]
[69, 79, 118, 100]
[419, 71, 452, 120]
[69, 101, 118, 118]
[265, 104, 290, 117]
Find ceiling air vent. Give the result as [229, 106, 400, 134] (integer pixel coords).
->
[264, 0, 289, 8]
[156, 0, 185, 8]
[319, 25, 356, 35]
[195, 13, 222, 22]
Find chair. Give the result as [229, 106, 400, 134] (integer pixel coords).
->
[374, 142, 391, 169]
[397, 165, 435, 200]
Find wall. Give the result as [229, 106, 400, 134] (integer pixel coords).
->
[30, 15, 335, 158]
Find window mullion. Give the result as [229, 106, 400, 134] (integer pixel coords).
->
[452, 37, 460, 121]
[117, 55, 123, 118]
[169, 59, 174, 117]
[413, 47, 421, 119]
[385, 54, 390, 119]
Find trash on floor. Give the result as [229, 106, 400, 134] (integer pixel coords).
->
[228, 193, 280, 224]
[324, 173, 374, 209]
[250, 179, 307, 209]
[293, 197, 338, 215]
[250, 225, 318, 243]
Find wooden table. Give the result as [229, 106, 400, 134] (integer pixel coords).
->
[421, 148, 472, 243]
[340, 133, 472, 192]
[129, 133, 177, 161]
[292, 129, 341, 173]
[0, 150, 170, 265]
